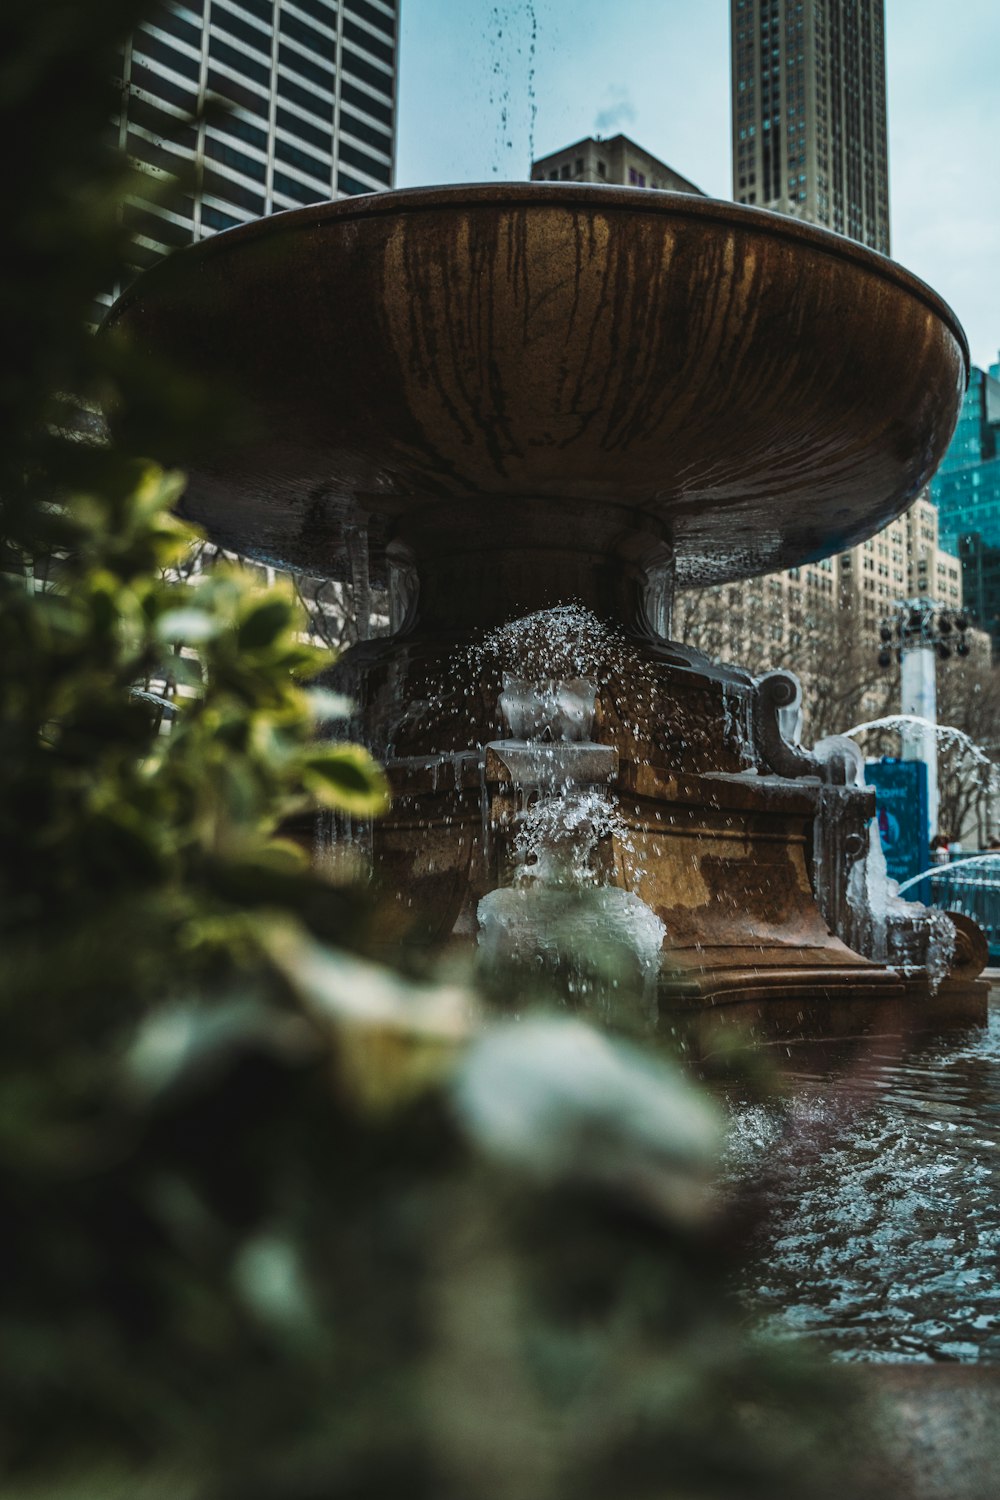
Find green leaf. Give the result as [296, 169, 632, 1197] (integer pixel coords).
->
[301, 745, 389, 816]
[305, 688, 354, 722]
[156, 607, 222, 645]
[237, 599, 294, 651]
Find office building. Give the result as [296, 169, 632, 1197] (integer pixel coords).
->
[531, 135, 703, 194]
[101, 0, 398, 316]
[710, 0, 943, 705]
[956, 534, 1000, 657]
[930, 357, 1000, 653]
[677, 491, 967, 734]
[935, 363, 1000, 479]
[731, 0, 890, 255]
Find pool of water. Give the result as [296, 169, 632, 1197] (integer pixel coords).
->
[723, 987, 1000, 1363]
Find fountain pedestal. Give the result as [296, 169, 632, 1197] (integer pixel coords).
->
[105, 184, 985, 1014]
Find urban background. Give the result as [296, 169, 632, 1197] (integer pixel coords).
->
[111, 0, 1000, 849]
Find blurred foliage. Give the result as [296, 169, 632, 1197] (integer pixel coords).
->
[0, 3, 874, 1497]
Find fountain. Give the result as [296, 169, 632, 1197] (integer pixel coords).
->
[104, 183, 986, 1018]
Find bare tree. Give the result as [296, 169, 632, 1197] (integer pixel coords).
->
[290, 572, 390, 654]
[935, 657, 1000, 846]
[675, 584, 896, 744]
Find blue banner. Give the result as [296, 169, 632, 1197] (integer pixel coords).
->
[864, 758, 929, 886]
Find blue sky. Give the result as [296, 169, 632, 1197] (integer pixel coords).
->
[396, 0, 1000, 371]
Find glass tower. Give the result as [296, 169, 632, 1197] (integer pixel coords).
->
[930, 362, 1000, 655]
[730, 0, 890, 255]
[102, 0, 398, 314]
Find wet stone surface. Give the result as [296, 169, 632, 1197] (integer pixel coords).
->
[723, 987, 1000, 1363]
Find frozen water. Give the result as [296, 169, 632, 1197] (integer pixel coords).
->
[477, 885, 665, 1024]
[845, 817, 890, 962]
[813, 734, 865, 787]
[475, 607, 664, 1019]
[498, 673, 597, 741]
[844, 816, 955, 988]
[478, 770, 662, 1019]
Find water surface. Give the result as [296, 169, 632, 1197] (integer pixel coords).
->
[724, 989, 1000, 1363]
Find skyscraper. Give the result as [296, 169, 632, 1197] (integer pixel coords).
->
[931, 358, 1000, 654]
[103, 0, 398, 313]
[730, 0, 890, 254]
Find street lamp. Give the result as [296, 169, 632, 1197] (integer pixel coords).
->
[876, 598, 970, 839]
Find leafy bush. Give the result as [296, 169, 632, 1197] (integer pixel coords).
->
[0, 5, 870, 1497]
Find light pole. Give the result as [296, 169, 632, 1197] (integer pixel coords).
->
[878, 599, 970, 843]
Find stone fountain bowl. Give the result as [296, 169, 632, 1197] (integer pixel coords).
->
[104, 183, 967, 592]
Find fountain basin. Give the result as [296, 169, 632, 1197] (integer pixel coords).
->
[105, 184, 967, 612]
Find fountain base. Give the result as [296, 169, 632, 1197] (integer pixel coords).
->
[316, 597, 988, 1020]
[340, 740, 986, 1024]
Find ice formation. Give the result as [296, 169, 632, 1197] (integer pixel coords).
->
[476, 634, 665, 1026]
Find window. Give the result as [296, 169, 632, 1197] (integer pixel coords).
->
[345, 0, 396, 40]
[279, 43, 334, 92]
[151, 5, 202, 49]
[134, 28, 201, 81]
[278, 72, 331, 117]
[337, 169, 377, 196]
[339, 138, 391, 184]
[281, 14, 333, 58]
[275, 136, 329, 181]
[207, 68, 267, 117]
[131, 64, 198, 113]
[276, 106, 330, 152]
[202, 169, 264, 213]
[215, 112, 268, 153]
[227, 0, 272, 20]
[205, 134, 266, 182]
[341, 49, 393, 96]
[273, 169, 326, 205]
[123, 201, 194, 248]
[343, 16, 395, 69]
[211, 4, 270, 56]
[339, 108, 392, 155]
[128, 95, 197, 149]
[203, 204, 240, 231]
[340, 79, 393, 128]
[212, 37, 270, 87]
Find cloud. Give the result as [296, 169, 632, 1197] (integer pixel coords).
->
[594, 85, 636, 134]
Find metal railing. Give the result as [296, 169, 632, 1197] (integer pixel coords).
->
[898, 852, 1000, 963]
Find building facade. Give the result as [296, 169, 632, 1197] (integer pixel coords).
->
[531, 134, 704, 194]
[709, 0, 969, 720]
[681, 495, 962, 657]
[100, 0, 398, 319]
[676, 491, 966, 737]
[731, 0, 890, 254]
[931, 357, 1000, 653]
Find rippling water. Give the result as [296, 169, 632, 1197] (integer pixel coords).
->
[723, 989, 1000, 1363]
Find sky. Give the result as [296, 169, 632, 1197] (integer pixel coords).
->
[395, 0, 1000, 372]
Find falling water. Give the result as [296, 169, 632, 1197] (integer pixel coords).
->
[844, 714, 997, 778]
[474, 637, 665, 1026]
[470, 603, 625, 681]
[487, 1, 538, 176]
